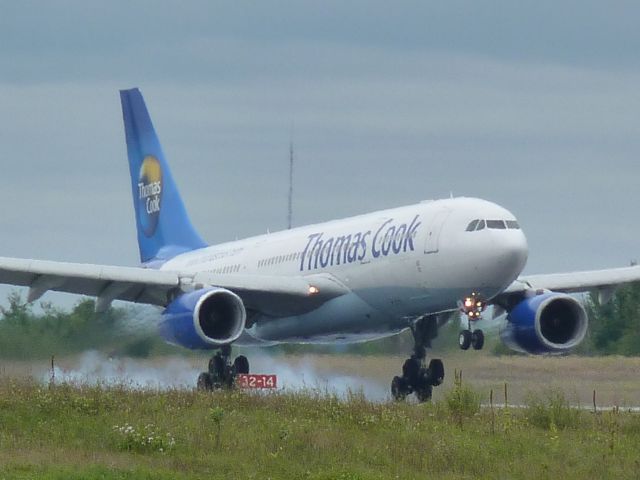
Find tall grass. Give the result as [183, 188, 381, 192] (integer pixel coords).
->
[445, 370, 481, 427]
[1, 377, 640, 479]
[525, 388, 581, 430]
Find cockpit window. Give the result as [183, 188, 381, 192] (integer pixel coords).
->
[468, 219, 517, 231]
[506, 220, 520, 229]
[486, 220, 506, 229]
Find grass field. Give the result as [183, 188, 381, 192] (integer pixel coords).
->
[1, 377, 640, 479]
[1, 353, 640, 479]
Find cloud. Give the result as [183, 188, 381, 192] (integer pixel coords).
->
[2, 1, 640, 85]
[0, 1, 639, 308]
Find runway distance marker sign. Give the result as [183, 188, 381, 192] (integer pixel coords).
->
[236, 374, 277, 389]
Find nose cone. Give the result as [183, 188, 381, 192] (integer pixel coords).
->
[444, 222, 528, 299]
[471, 202, 529, 294]
[433, 197, 529, 299]
[486, 229, 528, 289]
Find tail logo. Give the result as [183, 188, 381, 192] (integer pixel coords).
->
[137, 155, 163, 237]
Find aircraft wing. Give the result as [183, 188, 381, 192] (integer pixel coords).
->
[0, 257, 349, 315]
[0, 257, 180, 309]
[501, 265, 640, 296]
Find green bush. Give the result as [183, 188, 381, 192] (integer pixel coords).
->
[445, 372, 481, 424]
[525, 389, 581, 430]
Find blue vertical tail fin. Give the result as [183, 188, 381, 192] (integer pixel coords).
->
[120, 88, 207, 265]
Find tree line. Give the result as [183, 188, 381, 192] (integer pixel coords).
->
[583, 282, 640, 355]
[0, 292, 173, 359]
[0, 284, 639, 359]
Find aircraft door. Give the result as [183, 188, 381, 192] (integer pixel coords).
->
[424, 209, 451, 254]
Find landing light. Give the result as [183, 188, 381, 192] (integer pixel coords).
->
[460, 292, 487, 320]
[308, 286, 320, 295]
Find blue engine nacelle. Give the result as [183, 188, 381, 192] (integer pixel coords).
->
[159, 288, 246, 349]
[501, 292, 588, 354]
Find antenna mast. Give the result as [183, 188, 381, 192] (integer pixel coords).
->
[287, 139, 294, 229]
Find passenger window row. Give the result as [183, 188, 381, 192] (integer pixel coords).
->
[212, 264, 241, 274]
[258, 252, 302, 268]
[465, 219, 520, 231]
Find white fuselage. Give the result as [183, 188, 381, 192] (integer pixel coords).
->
[161, 197, 528, 345]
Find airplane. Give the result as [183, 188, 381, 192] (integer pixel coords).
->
[1, 87, 639, 401]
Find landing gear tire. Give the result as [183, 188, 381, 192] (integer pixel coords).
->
[402, 358, 421, 384]
[234, 355, 250, 374]
[209, 355, 226, 376]
[197, 372, 213, 391]
[198, 346, 247, 391]
[415, 384, 433, 403]
[471, 329, 485, 350]
[427, 359, 445, 386]
[391, 376, 409, 401]
[459, 330, 472, 350]
[391, 315, 445, 402]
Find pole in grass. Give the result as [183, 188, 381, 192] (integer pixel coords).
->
[504, 383, 508, 408]
[490, 389, 495, 434]
[50, 355, 55, 386]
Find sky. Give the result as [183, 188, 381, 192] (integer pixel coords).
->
[0, 1, 639, 307]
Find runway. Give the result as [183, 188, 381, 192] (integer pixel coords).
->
[2, 351, 640, 408]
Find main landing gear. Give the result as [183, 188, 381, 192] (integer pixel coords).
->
[391, 315, 445, 402]
[458, 292, 486, 351]
[197, 345, 249, 391]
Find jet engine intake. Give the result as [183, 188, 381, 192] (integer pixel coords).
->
[500, 292, 588, 354]
[160, 288, 246, 349]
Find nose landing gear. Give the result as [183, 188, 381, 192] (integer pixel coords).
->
[458, 293, 486, 351]
[458, 328, 484, 350]
[391, 315, 445, 402]
[197, 345, 250, 391]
